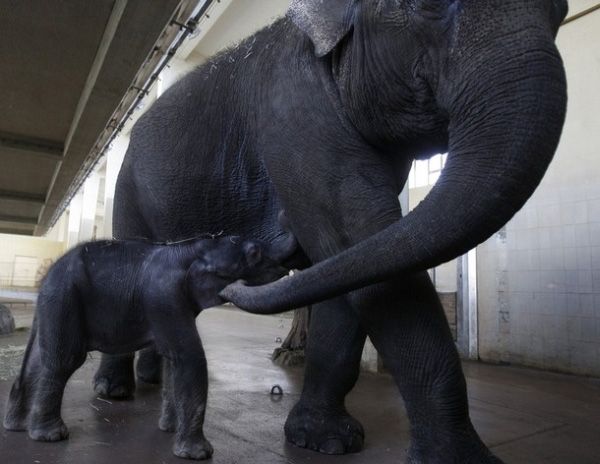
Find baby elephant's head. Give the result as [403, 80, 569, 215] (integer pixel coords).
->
[189, 232, 297, 310]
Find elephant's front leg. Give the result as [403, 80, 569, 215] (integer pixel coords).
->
[355, 275, 501, 463]
[266, 140, 497, 461]
[159, 359, 176, 433]
[150, 306, 213, 460]
[169, 352, 213, 460]
[285, 297, 366, 454]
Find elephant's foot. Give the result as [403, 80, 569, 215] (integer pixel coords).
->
[3, 404, 28, 431]
[29, 419, 69, 442]
[271, 347, 305, 367]
[136, 348, 162, 384]
[284, 401, 364, 454]
[407, 426, 503, 464]
[3, 414, 27, 431]
[408, 446, 503, 464]
[93, 356, 136, 399]
[159, 409, 177, 433]
[173, 436, 214, 460]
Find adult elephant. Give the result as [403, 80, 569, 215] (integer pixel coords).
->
[96, 0, 568, 462]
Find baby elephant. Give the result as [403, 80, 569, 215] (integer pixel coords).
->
[3, 232, 295, 460]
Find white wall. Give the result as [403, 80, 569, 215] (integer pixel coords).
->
[0, 234, 65, 288]
[183, 0, 289, 64]
[477, 11, 600, 376]
[100, 135, 129, 239]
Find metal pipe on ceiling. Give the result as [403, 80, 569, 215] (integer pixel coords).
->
[562, 2, 600, 26]
[47, 0, 217, 232]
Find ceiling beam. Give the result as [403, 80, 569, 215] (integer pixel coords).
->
[0, 190, 46, 205]
[0, 215, 38, 225]
[0, 131, 63, 160]
[39, 0, 128, 234]
[0, 227, 33, 236]
[62, 0, 128, 156]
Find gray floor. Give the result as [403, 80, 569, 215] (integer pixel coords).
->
[0, 307, 599, 463]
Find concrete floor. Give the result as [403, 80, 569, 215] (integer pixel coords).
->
[0, 307, 599, 463]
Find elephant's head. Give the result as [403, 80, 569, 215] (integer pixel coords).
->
[220, 0, 568, 313]
[190, 220, 298, 310]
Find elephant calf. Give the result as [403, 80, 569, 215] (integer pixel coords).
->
[3, 233, 295, 460]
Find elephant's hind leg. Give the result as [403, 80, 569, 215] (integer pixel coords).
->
[94, 185, 154, 398]
[28, 367, 73, 442]
[3, 329, 42, 431]
[93, 353, 136, 399]
[285, 296, 366, 454]
[28, 349, 86, 442]
[136, 346, 162, 384]
[29, 301, 87, 442]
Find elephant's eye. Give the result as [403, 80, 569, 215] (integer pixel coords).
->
[215, 263, 241, 279]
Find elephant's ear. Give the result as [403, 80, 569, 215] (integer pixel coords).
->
[288, 0, 356, 57]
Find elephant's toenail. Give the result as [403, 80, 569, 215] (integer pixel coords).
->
[319, 438, 345, 454]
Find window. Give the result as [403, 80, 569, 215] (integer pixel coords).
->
[408, 154, 447, 189]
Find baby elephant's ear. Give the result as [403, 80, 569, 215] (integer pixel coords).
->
[288, 0, 356, 57]
[244, 242, 263, 267]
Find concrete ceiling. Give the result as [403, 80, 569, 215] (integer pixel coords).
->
[0, 0, 192, 235]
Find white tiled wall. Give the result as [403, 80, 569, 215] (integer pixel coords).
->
[477, 12, 600, 376]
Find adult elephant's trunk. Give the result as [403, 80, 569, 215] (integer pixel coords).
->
[221, 41, 567, 314]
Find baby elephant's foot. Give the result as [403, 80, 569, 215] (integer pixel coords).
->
[285, 402, 364, 454]
[4, 383, 29, 431]
[173, 436, 214, 460]
[3, 409, 28, 431]
[159, 412, 176, 433]
[29, 419, 69, 442]
[407, 446, 504, 464]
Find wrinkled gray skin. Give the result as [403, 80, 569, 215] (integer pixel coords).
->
[3, 235, 295, 460]
[96, 1, 568, 462]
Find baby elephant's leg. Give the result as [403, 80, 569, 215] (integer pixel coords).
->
[3, 328, 42, 431]
[28, 366, 74, 441]
[159, 359, 176, 432]
[170, 348, 213, 460]
[28, 300, 86, 441]
[154, 322, 212, 460]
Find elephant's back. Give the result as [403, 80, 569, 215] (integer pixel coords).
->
[114, 23, 293, 243]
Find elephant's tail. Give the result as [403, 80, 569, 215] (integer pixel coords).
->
[3, 315, 39, 431]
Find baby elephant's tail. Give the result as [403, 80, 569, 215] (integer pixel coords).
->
[3, 315, 39, 431]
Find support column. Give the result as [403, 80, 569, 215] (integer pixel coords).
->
[457, 249, 478, 360]
[102, 135, 129, 238]
[66, 191, 83, 250]
[79, 173, 100, 241]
